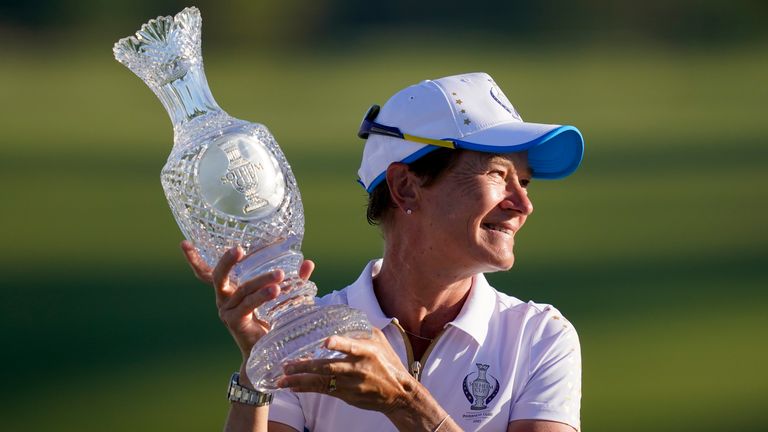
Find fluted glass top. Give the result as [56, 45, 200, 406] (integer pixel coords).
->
[113, 7, 203, 90]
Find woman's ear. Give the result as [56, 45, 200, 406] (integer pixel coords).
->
[385, 163, 420, 213]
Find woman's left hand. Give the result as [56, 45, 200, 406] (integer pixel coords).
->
[278, 327, 417, 414]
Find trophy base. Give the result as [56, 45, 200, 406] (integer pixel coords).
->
[246, 303, 372, 391]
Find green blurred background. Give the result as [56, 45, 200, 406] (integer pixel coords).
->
[1, 1, 766, 431]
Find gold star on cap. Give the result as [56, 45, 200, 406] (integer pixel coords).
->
[455, 99, 463, 105]
[464, 118, 471, 125]
[452, 92, 457, 96]
[460, 109, 466, 114]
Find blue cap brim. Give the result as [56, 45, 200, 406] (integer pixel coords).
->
[453, 125, 584, 179]
[361, 124, 584, 192]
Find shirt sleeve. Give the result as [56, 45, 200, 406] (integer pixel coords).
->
[269, 389, 306, 432]
[509, 310, 582, 430]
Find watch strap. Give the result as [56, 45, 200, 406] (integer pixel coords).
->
[227, 372, 273, 406]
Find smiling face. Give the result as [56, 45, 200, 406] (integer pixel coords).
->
[416, 151, 534, 275]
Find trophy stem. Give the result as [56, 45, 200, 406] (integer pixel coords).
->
[232, 236, 318, 325]
[155, 65, 223, 131]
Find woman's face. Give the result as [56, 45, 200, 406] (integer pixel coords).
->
[416, 151, 534, 274]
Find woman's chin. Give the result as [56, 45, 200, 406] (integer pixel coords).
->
[478, 254, 515, 273]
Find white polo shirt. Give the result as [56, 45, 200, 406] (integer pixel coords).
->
[270, 260, 581, 432]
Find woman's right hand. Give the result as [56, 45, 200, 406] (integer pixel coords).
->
[180, 240, 315, 361]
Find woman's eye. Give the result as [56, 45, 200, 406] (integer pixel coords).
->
[490, 170, 506, 178]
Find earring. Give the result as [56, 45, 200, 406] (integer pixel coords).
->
[406, 209, 413, 215]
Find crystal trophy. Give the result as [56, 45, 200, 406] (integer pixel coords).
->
[113, 7, 371, 391]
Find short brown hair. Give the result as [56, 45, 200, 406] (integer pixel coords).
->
[366, 148, 465, 226]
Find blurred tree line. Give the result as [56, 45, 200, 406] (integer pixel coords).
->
[1, 0, 766, 49]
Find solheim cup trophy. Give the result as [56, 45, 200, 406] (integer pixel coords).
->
[113, 7, 371, 390]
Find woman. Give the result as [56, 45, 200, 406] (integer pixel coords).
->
[182, 72, 584, 432]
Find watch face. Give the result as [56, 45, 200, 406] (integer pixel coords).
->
[228, 373, 244, 401]
[228, 372, 239, 395]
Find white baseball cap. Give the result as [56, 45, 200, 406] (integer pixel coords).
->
[357, 72, 584, 192]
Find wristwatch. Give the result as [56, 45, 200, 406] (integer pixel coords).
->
[227, 372, 273, 406]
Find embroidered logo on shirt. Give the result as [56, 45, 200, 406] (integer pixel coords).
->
[462, 363, 500, 410]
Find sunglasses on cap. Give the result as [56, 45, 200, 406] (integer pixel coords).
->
[357, 104, 456, 149]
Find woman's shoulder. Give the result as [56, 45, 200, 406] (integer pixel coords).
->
[490, 288, 579, 341]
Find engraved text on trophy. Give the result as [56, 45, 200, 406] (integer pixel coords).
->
[198, 134, 286, 220]
[219, 140, 267, 213]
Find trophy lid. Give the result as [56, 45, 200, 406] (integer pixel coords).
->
[113, 7, 203, 89]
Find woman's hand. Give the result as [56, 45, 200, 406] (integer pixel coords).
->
[180, 240, 315, 360]
[278, 328, 417, 413]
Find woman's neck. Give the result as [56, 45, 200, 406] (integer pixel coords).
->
[373, 237, 474, 340]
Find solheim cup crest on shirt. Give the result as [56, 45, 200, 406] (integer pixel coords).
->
[463, 363, 500, 410]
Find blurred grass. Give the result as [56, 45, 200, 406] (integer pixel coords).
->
[0, 43, 766, 431]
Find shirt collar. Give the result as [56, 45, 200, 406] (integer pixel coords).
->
[446, 273, 496, 346]
[345, 259, 496, 345]
[346, 259, 395, 330]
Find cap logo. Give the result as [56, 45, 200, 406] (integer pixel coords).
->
[490, 85, 521, 121]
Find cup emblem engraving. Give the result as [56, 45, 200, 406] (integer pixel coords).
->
[218, 140, 267, 213]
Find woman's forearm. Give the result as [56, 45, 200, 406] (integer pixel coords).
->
[224, 365, 270, 432]
[384, 381, 460, 432]
[224, 403, 269, 432]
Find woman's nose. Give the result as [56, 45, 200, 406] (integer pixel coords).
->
[500, 185, 533, 215]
